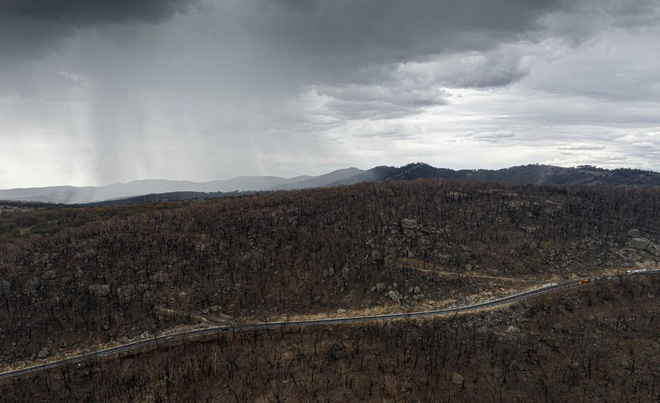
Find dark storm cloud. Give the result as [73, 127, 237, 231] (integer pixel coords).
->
[253, 0, 564, 72]
[1, 0, 196, 24]
[0, 0, 197, 59]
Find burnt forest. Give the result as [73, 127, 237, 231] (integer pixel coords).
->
[0, 179, 658, 401]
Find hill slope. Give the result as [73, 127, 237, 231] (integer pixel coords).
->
[1, 163, 658, 204]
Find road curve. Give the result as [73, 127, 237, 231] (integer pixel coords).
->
[1, 270, 658, 381]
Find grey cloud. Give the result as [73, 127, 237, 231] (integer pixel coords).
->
[0, 0, 197, 60]
[352, 126, 415, 140]
[632, 141, 655, 148]
[0, 0, 197, 25]
[404, 47, 534, 90]
[558, 145, 606, 150]
[542, 0, 660, 45]
[251, 0, 564, 74]
[313, 84, 448, 121]
[460, 131, 516, 144]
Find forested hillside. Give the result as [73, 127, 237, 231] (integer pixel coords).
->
[0, 179, 658, 400]
[3, 275, 657, 401]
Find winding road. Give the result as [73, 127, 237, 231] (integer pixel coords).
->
[1, 269, 657, 381]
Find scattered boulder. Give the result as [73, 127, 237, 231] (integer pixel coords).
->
[375, 282, 387, 292]
[336, 308, 346, 314]
[627, 229, 640, 238]
[41, 270, 57, 281]
[628, 238, 651, 250]
[452, 372, 464, 385]
[401, 218, 418, 230]
[387, 290, 401, 304]
[37, 348, 50, 359]
[401, 219, 419, 238]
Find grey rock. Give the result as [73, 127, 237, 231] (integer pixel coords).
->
[646, 242, 660, 256]
[375, 282, 386, 292]
[618, 248, 643, 261]
[401, 218, 418, 230]
[452, 372, 464, 385]
[627, 238, 660, 256]
[336, 308, 347, 314]
[41, 270, 57, 281]
[627, 229, 640, 238]
[387, 290, 401, 304]
[37, 348, 50, 359]
[628, 237, 651, 250]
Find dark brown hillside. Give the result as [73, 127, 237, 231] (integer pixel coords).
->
[1, 274, 657, 401]
[0, 180, 658, 369]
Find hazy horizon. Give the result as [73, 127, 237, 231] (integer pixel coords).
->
[1, 1, 659, 188]
[1, 162, 659, 192]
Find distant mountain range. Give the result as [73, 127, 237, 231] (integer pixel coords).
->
[1, 163, 658, 204]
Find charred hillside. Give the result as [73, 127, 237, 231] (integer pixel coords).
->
[2, 273, 658, 402]
[0, 179, 658, 369]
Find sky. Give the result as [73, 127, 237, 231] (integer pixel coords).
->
[1, 0, 659, 188]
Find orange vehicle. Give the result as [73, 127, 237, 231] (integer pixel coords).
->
[578, 278, 590, 285]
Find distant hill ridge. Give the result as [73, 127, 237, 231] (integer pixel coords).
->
[0, 163, 658, 204]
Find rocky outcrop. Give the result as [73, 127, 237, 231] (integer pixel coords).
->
[626, 229, 660, 256]
[628, 237, 650, 251]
